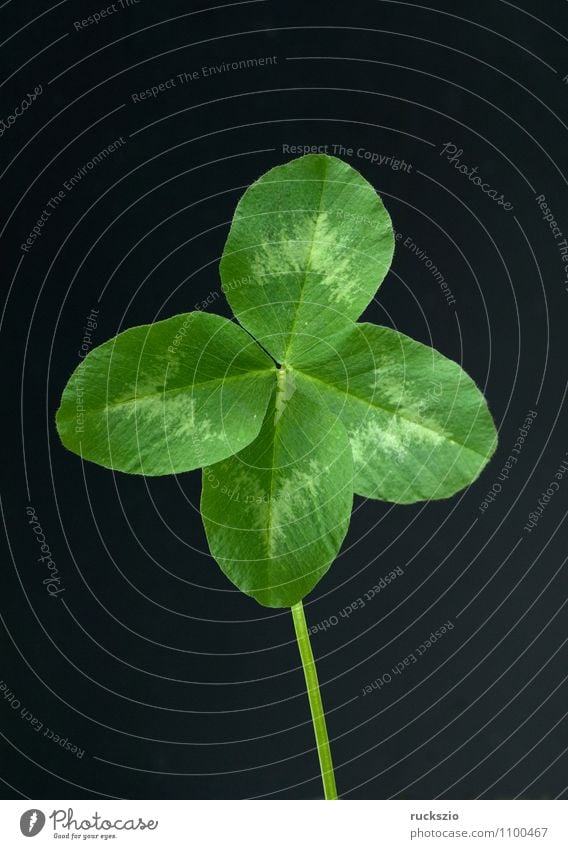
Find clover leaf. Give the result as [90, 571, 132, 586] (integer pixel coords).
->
[56, 154, 498, 799]
[201, 381, 354, 608]
[220, 153, 395, 363]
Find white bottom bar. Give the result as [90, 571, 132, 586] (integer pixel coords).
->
[1, 799, 566, 848]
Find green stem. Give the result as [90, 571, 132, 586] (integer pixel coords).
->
[291, 601, 338, 800]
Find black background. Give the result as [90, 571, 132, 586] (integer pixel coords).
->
[1, 0, 567, 800]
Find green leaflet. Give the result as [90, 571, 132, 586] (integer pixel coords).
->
[56, 312, 276, 475]
[293, 323, 498, 503]
[200, 377, 354, 607]
[220, 154, 395, 363]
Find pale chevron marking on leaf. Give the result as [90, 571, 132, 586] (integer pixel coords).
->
[297, 369, 491, 463]
[274, 367, 297, 423]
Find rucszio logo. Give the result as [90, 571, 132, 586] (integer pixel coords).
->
[19, 809, 46, 837]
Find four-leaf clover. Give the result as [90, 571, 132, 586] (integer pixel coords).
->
[56, 153, 498, 799]
[57, 154, 497, 609]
